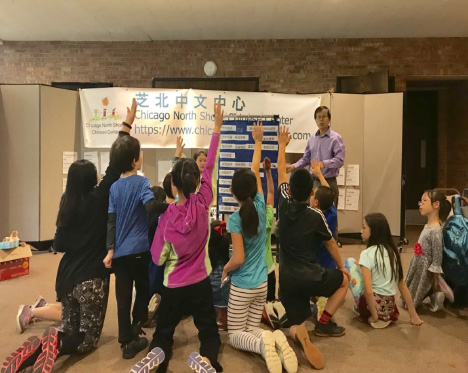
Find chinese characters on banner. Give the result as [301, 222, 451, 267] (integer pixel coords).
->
[80, 88, 321, 153]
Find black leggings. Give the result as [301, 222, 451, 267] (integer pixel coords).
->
[150, 277, 221, 371]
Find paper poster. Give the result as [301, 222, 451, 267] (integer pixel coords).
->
[62, 151, 77, 174]
[84, 151, 99, 174]
[346, 164, 360, 186]
[62, 177, 67, 193]
[157, 160, 173, 182]
[100, 152, 110, 175]
[345, 189, 360, 211]
[337, 167, 345, 186]
[338, 188, 345, 210]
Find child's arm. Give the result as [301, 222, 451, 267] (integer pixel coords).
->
[361, 266, 379, 322]
[198, 102, 223, 208]
[264, 157, 274, 206]
[222, 232, 245, 282]
[398, 280, 423, 326]
[98, 98, 137, 195]
[277, 126, 291, 186]
[151, 214, 170, 266]
[251, 122, 264, 195]
[104, 213, 115, 268]
[173, 136, 185, 163]
[324, 238, 350, 279]
[311, 159, 329, 188]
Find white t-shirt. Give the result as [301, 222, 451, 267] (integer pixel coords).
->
[359, 245, 398, 296]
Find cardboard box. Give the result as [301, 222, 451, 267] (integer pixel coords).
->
[0, 244, 32, 281]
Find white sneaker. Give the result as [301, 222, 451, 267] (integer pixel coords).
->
[429, 292, 445, 312]
[273, 330, 298, 373]
[261, 330, 282, 373]
[439, 277, 455, 303]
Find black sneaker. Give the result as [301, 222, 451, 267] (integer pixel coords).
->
[123, 336, 149, 359]
[314, 321, 345, 337]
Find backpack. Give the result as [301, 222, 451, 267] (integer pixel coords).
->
[442, 195, 468, 307]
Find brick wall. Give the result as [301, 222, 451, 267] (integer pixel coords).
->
[1, 37, 467, 192]
[1, 38, 468, 92]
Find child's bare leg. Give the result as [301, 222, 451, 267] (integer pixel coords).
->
[323, 275, 348, 315]
[32, 303, 62, 322]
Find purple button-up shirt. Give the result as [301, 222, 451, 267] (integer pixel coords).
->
[293, 127, 345, 178]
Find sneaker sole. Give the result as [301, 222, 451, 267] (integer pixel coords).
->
[33, 328, 58, 373]
[147, 294, 161, 314]
[262, 331, 282, 373]
[130, 347, 165, 373]
[295, 324, 324, 370]
[187, 352, 216, 373]
[273, 330, 298, 373]
[16, 306, 26, 334]
[2, 336, 41, 373]
[32, 296, 47, 309]
[314, 329, 346, 337]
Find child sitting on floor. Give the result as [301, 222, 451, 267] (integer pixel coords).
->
[344, 213, 423, 328]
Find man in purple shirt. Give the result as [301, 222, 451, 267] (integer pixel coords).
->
[286, 106, 345, 207]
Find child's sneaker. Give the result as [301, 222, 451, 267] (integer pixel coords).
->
[143, 294, 161, 328]
[31, 296, 47, 310]
[33, 327, 59, 373]
[439, 277, 455, 304]
[262, 302, 280, 330]
[273, 330, 298, 373]
[260, 330, 282, 373]
[16, 305, 33, 334]
[429, 292, 445, 312]
[314, 320, 345, 337]
[129, 347, 165, 373]
[272, 301, 291, 328]
[294, 323, 324, 370]
[122, 336, 149, 360]
[187, 352, 216, 373]
[1, 336, 42, 373]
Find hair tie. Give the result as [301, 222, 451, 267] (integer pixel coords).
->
[214, 221, 226, 236]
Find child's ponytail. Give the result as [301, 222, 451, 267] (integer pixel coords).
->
[426, 190, 452, 223]
[172, 159, 200, 198]
[231, 169, 259, 238]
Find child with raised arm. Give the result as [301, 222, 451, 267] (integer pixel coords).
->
[3, 100, 136, 373]
[276, 126, 350, 370]
[149, 103, 224, 373]
[223, 123, 297, 373]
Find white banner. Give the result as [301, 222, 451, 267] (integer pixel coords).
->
[80, 88, 321, 152]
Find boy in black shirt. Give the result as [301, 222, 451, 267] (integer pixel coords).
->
[276, 126, 350, 370]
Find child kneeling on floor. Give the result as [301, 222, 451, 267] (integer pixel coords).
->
[345, 213, 423, 328]
[148, 103, 224, 373]
[223, 122, 298, 373]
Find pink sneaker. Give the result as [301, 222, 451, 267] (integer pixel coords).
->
[439, 277, 454, 304]
[16, 305, 34, 334]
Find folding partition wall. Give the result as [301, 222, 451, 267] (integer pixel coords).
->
[0, 85, 79, 242]
[321, 93, 403, 236]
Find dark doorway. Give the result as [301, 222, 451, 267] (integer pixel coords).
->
[403, 91, 438, 211]
[404, 79, 468, 225]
